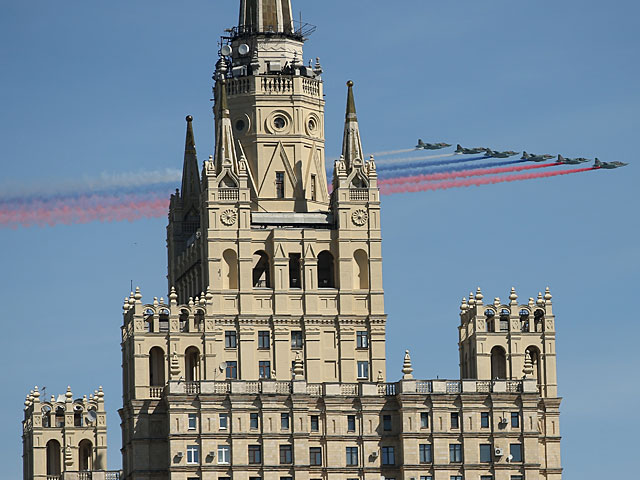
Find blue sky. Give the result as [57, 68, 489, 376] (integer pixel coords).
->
[1, 0, 638, 477]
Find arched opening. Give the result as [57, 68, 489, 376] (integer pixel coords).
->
[185, 347, 201, 382]
[527, 346, 542, 386]
[223, 249, 239, 289]
[353, 249, 369, 289]
[55, 406, 65, 428]
[490, 346, 507, 380]
[219, 173, 238, 188]
[252, 250, 271, 288]
[159, 308, 169, 333]
[351, 174, 368, 189]
[519, 309, 530, 332]
[149, 347, 166, 387]
[42, 405, 51, 428]
[317, 251, 335, 288]
[194, 309, 204, 330]
[485, 309, 496, 332]
[534, 309, 545, 332]
[46, 439, 61, 476]
[79, 439, 93, 471]
[499, 309, 510, 332]
[73, 404, 83, 427]
[180, 309, 189, 332]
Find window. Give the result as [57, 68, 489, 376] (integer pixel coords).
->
[281, 477, 293, 480]
[420, 477, 432, 480]
[383, 414, 392, 431]
[511, 412, 520, 428]
[310, 415, 319, 432]
[450, 477, 463, 480]
[480, 444, 492, 463]
[258, 331, 270, 349]
[347, 415, 356, 432]
[250, 413, 259, 430]
[225, 331, 237, 348]
[346, 447, 358, 466]
[481, 476, 493, 480]
[420, 412, 429, 428]
[291, 331, 303, 348]
[253, 251, 271, 288]
[357, 361, 369, 380]
[276, 172, 285, 198]
[381, 446, 395, 465]
[281, 413, 290, 430]
[419, 444, 432, 463]
[510, 444, 522, 462]
[219, 413, 228, 430]
[310, 447, 322, 465]
[481, 412, 490, 428]
[218, 445, 230, 464]
[188, 413, 197, 430]
[449, 444, 462, 463]
[450, 412, 460, 429]
[259, 361, 271, 379]
[310, 174, 317, 201]
[186, 445, 199, 464]
[289, 254, 302, 288]
[279, 444, 293, 464]
[226, 361, 237, 379]
[317, 251, 335, 288]
[248, 445, 262, 464]
[491, 346, 507, 379]
[356, 331, 369, 348]
[510, 476, 523, 480]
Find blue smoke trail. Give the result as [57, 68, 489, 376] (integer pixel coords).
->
[377, 155, 487, 173]
[377, 159, 527, 180]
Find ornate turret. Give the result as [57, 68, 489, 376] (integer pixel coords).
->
[341, 80, 365, 173]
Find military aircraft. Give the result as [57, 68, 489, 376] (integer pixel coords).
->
[594, 158, 628, 169]
[484, 148, 519, 158]
[557, 154, 589, 165]
[416, 139, 452, 150]
[521, 151, 554, 162]
[455, 144, 488, 155]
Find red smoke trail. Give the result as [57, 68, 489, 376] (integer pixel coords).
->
[379, 162, 559, 186]
[380, 167, 595, 195]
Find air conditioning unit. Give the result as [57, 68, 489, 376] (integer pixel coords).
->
[495, 447, 504, 457]
[371, 451, 379, 458]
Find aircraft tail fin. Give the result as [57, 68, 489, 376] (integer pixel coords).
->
[594, 158, 601, 167]
[522, 151, 529, 159]
[456, 144, 463, 152]
[558, 154, 565, 162]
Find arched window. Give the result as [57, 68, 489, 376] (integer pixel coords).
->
[42, 405, 51, 428]
[149, 347, 166, 387]
[194, 309, 204, 330]
[491, 346, 507, 380]
[317, 251, 335, 288]
[351, 174, 367, 189]
[55, 406, 65, 428]
[73, 404, 83, 427]
[159, 308, 170, 333]
[180, 309, 189, 332]
[485, 309, 496, 332]
[527, 346, 542, 384]
[534, 309, 545, 332]
[79, 439, 93, 471]
[185, 347, 201, 382]
[219, 173, 237, 188]
[519, 309, 530, 332]
[46, 439, 61, 476]
[223, 249, 239, 289]
[252, 251, 271, 288]
[353, 249, 369, 289]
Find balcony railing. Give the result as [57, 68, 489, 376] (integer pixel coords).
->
[219, 188, 239, 201]
[349, 188, 369, 201]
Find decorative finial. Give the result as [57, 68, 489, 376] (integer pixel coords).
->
[377, 370, 384, 383]
[528, 297, 535, 308]
[33, 386, 40, 399]
[544, 287, 552, 302]
[493, 297, 501, 308]
[510, 287, 518, 302]
[65, 386, 73, 401]
[402, 350, 414, 379]
[475, 287, 483, 301]
[460, 297, 468, 313]
[170, 352, 181, 376]
[293, 353, 304, 380]
[170, 287, 178, 306]
[123, 297, 130, 311]
[523, 350, 534, 379]
[468, 292, 476, 306]
[537, 292, 545, 306]
[313, 57, 323, 75]
[186, 115, 193, 123]
[188, 297, 194, 307]
[97, 386, 104, 399]
[134, 287, 142, 302]
[153, 297, 159, 307]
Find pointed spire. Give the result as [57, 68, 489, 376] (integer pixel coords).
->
[181, 115, 201, 212]
[239, 0, 294, 35]
[402, 350, 414, 379]
[341, 80, 365, 172]
[214, 78, 240, 174]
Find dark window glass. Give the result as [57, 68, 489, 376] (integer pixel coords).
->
[225, 331, 237, 348]
[420, 412, 429, 428]
[480, 444, 492, 463]
[383, 415, 392, 431]
[250, 413, 259, 430]
[449, 444, 462, 463]
[248, 445, 262, 464]
[279, 445, 292, 464]
[281, 413, 290, 430]
[310, 175, 317, 201]
[226, 361, 237, 379]
[357, 361, 369, 379]
[419, 444, 432, 463]
[511, 412, 520, 428]
[258, 331, 270, 349]
[259, 361, 271, 379]
[451, 412, 459, 429]
[276, 172, 285, 198]
[510, 444, 522, 462]
[381, 446, 395, 465]
[289, 254, 302, 288]
[481, 412, 490, 428]
[310, 415, 319, 432]
[347, 415, 356, 432]
[317, 251, 335, 288]
[291, 331, 303, 348]
[346, 447, 358, 466]
[309, 447, 322, 465]
[356, 331, 369, 348]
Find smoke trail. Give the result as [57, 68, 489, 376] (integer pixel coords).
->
[379, 162, 560, 186]
[374, 152, 458, 165]
[369, 147, 418, 157]
[380, 167, 595, 195]
[378, 158, 525, 179]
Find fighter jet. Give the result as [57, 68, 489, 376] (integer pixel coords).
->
[557, 154, 589, 165]
[455, 144, 488, 155]
[594, 158, 628, 169]
[484, 148, 519, 158]
[416, 139, 452, 150]
[521, 151, 554, 162]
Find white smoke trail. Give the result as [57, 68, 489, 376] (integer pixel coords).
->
[369, 147, 417, 157]
[374, 152, 457, 165]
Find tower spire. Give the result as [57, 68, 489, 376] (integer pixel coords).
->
[214, 79, 240, 174]
[239, 0, 294, 35]
[181, 115, 200, 212]
[341, 80, 365, 172]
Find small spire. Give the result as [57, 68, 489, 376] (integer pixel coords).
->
[475, 287, 484, 301]
[510, 287, 518, 303]
[537, 292, 545, 306]
[468, 292, 476, 306]
[134, 287, 142, 303]
[493, 297, 501, 308]
[181, 115, 201, 213]
[402, 350, 414, 379]
[544, 286, 553, 302]
[460, 297, 468, 313]
[341, 81, 365, 172]
[169, 287, 178, 306]
[523, 350, 534, 379]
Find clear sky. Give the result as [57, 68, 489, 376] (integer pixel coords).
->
[1, 0, 638, 477]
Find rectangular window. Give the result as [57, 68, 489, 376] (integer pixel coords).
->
[511, 412, 520, 428]
[449, 444, 462, 463]
[356, 331, 369, 348]
[420, 477, 433, 480]
[381, 446, 395, 466]
[219, 413, 228, 430]
[357, 361, 369, 380]
[450, 477, 463, 480]
[419, 443, 432, 463]
[383, 414, 392, 431]
[248, 445, 262, 464]
[218, 445, 230, 464]
[481, 476, 493, 480]
[310, 446, 322, 465]
[259, 361, 271, 379]
[281, 477, 293, 480]
[510, 476, 523, 480]
[225, 330, 237, 348]
[186, 445, 199, 464]
[310, 415, 319, 432]
[480, 444, 492, 463]
[226, 361, 238, 379]
[510, 443, 523, 462]
[451, 412, 460, 429]
[310, 174, 317, 201]
[289, 253, 302, 289]
[250, 412, 259, 430]
[281, 413, 290, 430]
[250, 477, 262, 480]
[188, 413, 197, 430]
[258, 331, 270, 349]
[346, 447, 358, 466]
[347, 415, 356, 432]
[276, 172, 285, 198]
[291, 331, 303, 348]
[279, 445, 293, 464]
[481, 412, 490, 428]
[420, 412, 429, 428]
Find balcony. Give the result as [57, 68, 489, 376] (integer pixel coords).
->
[46, 472, 121, 480]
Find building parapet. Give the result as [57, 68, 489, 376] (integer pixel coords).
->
[45, 472, 121, 480]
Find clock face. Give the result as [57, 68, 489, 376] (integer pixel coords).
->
[235, 119, 245, 132]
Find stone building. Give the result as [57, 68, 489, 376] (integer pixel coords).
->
[118, 2, 563, 480]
